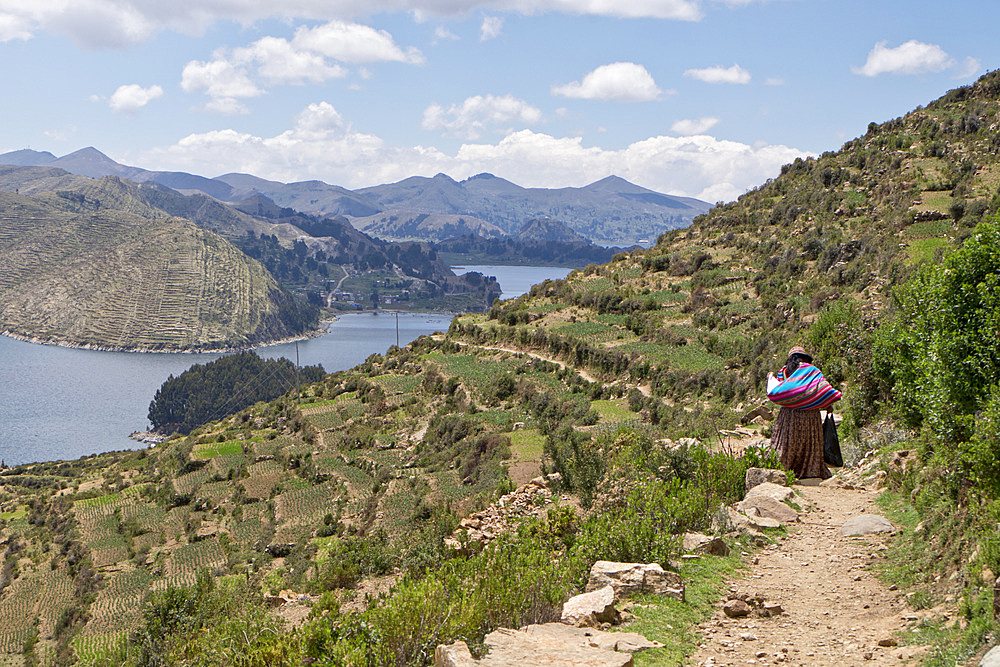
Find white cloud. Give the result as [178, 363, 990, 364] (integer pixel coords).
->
[552, 62, 662, 102]
[0, 1, 703, 48]
[181, 58, 262, 98]
[683, 64, 750, 84]
[108, 84, 164, 114]
[852, 40, 954, 77]
[142, 102, 808, 203]
[0, 12, 32, 41]
[422, 94, 542, 139]
[433, 25, 459, 43]
[292, 20, 424, 64]
[480, 15, 503, 41]
[181, 58, 263, 114]
[671, 117, 718, 136]
[181, 19, 422, 113]
[764, 77, 784, 86]
[956, 56, 982, 79]
[43, 124, 77, 142]
[233, 36, 347, 85]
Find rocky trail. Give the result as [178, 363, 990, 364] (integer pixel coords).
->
[690, 478, 951, 667]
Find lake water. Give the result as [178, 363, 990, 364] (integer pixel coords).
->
[454, 265, 571, 299]
[0, 265, 570, 466]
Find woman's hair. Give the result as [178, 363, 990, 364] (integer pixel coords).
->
[785, 353, 810, 373]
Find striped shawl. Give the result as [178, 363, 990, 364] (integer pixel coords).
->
[767, 362, 842, 410]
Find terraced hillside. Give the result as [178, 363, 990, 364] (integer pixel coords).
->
[6, 71, 1000, 665]
[0, 191, 314, 350]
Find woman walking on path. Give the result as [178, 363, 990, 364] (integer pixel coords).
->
[766, 346, 841, 479]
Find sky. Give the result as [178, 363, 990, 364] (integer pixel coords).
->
[0, 0, 996, 203]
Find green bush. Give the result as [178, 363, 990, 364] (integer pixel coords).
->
[879, 216, 1000, 449]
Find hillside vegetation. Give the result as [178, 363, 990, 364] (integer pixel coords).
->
[6, 71, 1000, 665]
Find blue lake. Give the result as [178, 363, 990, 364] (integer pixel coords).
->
[453, 265, 571, 299]
[0, 265, 570, 465]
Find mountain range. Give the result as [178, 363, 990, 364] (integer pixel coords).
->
[0, 148, 710, 245]
[0, 164, 501, 350]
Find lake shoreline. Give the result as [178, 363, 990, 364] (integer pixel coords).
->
[0, 321, 337, 355]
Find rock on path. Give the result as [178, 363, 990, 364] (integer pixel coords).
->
[691, 482, 939, 666]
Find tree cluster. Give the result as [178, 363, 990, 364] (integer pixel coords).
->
[148, 351, 325, 434]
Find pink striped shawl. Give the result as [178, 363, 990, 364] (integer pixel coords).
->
[767, 362, 842, 410]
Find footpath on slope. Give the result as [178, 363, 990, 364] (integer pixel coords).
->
[690, 479, 951, 667]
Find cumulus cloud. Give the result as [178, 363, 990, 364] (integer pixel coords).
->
[180, 20, 421, 113]
[141, 102, 807, 202]
[233, 36, 347, 85]
[671, 117, 718, 136]
[552, 62, 662, 102]
[480, 15, 503, 41]
[0, 1, 703, 48]
[852, 40, 954, 77]
[292, 20, 424, 64]
[108, 84, 164, 114]
[181, 58, 263, 114]
[683, 64, 750, 84]
[422, 94, 542, 139]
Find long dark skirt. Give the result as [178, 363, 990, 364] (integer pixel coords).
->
[771, 407, 831, 479]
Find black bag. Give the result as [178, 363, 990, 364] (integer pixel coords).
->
[823, 413, 843, 467]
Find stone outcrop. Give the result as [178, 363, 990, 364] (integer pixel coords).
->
[744, 468, 788, 492]
[585, 561, 684, 602]
[736, 495, 799, 524]
[445, 473, 566, 553]
[561, 585, 618, 627]
[434, 623, 663, 666]
[743, 482, 795, 504]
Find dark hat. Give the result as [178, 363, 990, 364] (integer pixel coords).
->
[788, 346, 813, 362]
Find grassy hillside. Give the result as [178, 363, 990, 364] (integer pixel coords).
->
[6, 71, 1000, 665]
[0, 191, 315, 350]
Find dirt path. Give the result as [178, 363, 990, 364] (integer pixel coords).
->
[690, 481, 945, 666]
[447, 338, 603, 384]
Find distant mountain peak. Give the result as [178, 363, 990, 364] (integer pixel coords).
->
[0, 149, 57, 166]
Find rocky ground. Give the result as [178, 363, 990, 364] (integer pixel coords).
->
[689, 479, 954, 666]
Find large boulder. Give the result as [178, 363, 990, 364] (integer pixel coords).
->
[981, 644, 1000, 667]
[561, 585, 618, 627]
[736, 495, 799, 525]
[434, 623, 662, 666]
[744, 482, 795, 503]
[841, 514, 894, 536]
[744, 468, 788, 492]
[585, 561, 684, 601]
